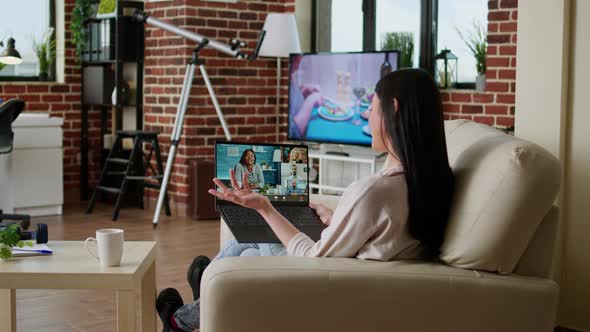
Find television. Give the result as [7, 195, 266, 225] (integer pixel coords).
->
[287, 51, 399, 146]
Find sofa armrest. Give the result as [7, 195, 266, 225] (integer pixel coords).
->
[201, 257, 558, 332]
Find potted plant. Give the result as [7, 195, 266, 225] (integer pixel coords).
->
[260, 161, 267, 170]
[457, 21, 487, 91]
[0, 225, 32, 261]
[259, 184, 270, 195]
[381, 32, 414, 68]
[33, 28, 56, 81]
[70, 0, 98, 62]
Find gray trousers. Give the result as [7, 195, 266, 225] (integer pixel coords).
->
[173, 239, 287, 331]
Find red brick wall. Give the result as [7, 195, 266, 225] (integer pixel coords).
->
[0, 0, 516, 205]
[0, 0, 294, 204]
[0, 0, 99, 192]
[442, 0, 517, 130]
[144, 0, 295, 204]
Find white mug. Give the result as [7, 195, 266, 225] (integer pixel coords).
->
[85, 229, 124, 267]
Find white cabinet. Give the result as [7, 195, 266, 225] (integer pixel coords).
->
[0, 113, 64, 216]
[309, 145, 386, 195]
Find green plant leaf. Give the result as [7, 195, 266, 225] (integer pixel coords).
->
[0, 224, 21, 248]
[70, 0, 99, 63]
[32, 28, 56, 75]
[456, 20, 487, 75]
[381, 32, 414, 68]
[98, 0, 116, 14]
[0, 246, 12, 260]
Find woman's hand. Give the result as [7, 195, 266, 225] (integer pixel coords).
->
[208, 169, 270, 211]
[309, 202, 333, 226]
[306, 92, 323, 107]
[300, 84, 321, 98]
[241, 170, 260, 189]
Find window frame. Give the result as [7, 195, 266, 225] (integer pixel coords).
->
[312, 0, 480, 89]
[0, 0, 57, 82]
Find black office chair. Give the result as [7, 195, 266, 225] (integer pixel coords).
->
[0, 99, 31, 229]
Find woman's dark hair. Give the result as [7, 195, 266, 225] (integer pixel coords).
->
[239, 149, 256, 166]
[375, 68, 455, 259]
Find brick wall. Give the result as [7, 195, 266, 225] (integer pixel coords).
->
[442, 0, 517, 129]
[0, 0, 516, 206]
[144, 0, 295, 205]
[0, 0, 99, 192]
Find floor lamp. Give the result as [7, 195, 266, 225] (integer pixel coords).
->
[133, 11, 265, 226]
[258, 13, 302, 142]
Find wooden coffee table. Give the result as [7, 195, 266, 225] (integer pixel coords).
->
[0, 241, 157, 332]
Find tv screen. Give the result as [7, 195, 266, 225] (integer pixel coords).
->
[288, 51, 399, 146]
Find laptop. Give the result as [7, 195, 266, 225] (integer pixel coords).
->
[214, 141, 326, 243]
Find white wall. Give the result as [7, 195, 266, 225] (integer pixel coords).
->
[516, 0, 590, 330]
[559, 0, 590, 328]
[515, 0, 570, 286]
[56, 0, 65, 83]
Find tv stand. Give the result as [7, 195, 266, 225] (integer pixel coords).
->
[324, 151, 350, 157]
[308, 145, 387, 195]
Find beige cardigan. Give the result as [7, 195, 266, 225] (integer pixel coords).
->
[286, 165, 423, 261]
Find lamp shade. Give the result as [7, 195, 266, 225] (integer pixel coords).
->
[0, 38, 23, 65]
[258, 13, 301, 58]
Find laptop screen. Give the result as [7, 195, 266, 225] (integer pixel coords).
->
[215, 142, 309, 203]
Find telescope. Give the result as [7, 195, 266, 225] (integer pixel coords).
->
[132, 10, 266, 226]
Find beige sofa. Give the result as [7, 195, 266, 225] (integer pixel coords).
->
[201, 120, 561, 332]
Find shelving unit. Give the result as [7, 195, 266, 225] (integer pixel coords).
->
[80, 0, 144, 200]
[309, 147, 387, 195]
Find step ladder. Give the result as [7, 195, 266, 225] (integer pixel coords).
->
[86, 130, 171, 221]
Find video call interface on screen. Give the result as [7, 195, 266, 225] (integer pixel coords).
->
[215, 143, 309, 202]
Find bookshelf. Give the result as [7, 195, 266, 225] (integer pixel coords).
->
[80, 0, 144, 200]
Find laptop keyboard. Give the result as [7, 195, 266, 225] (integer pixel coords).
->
[222, 205, 266, 226]
[275, 206, 321, 226]
[222, 205, 321, 227]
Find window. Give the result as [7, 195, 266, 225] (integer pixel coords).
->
[314, 0, 488, 87]
[330, 0, 363, 52]
[437, 0, 488, 83]
[0, 0, 56, 81]
[375, 0, 421, 68]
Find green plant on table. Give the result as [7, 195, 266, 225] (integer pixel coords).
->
[0, 224, 33, 260]
[259, 184, 270, 195]
[456, 20, 487, 76]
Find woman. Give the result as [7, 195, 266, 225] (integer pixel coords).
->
[289, 148, 304, 163]
[156, 69, 455, 332]
[233, 148, 264, 189]
[289, 55, 324, 139]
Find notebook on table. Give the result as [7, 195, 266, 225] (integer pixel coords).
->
[12, 243, 53, 257]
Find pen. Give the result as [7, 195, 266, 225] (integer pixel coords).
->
[15, 249, 52, 254]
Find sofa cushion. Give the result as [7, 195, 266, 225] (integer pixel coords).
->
[440, 120, 560, 274]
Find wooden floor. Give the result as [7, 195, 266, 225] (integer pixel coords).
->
[14, 199, 220, 332]
[10, 200, 580, 332]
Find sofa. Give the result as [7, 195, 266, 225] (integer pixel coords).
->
[200, 120, 561, 332]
